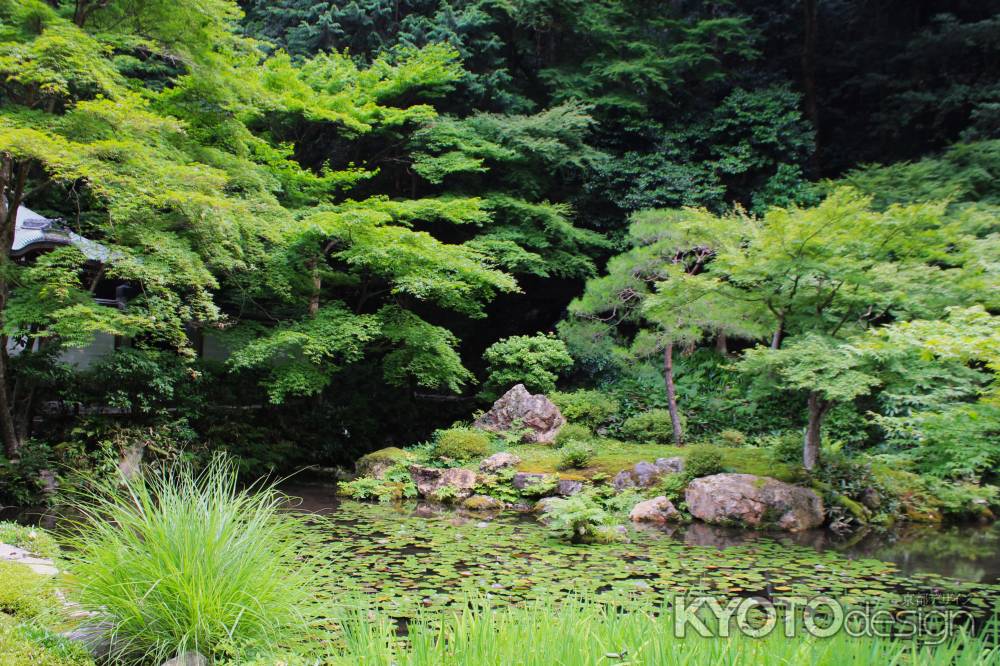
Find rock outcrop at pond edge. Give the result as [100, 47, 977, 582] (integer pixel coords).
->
[409, 465, 477, 500]
[357, 447, 411, 479]
[629, 496, 680, 523]
[462, 495, 505, 511]
[474, 384, 565, 444]
[685, 473, 825, 532]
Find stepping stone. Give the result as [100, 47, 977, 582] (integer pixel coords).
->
[0, 541, 59, 575]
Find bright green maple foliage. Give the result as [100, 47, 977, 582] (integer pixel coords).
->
[0, 0, 536, 454]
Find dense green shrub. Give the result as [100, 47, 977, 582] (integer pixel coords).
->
[558, 442, 595, 470]
[553, 423, 592, 447]
[905, 403, 999, 483]
[619, 409, 681, 444]
[433, 428, 491, 461]
[549, 390, 620, 430]
[474, 469, 521, 505]
[31, 418, 202, 504]
[72, 349, 205, 418]
[202, 419, 298, 478]
[812, 453, 889, 525]
[765, 432, 805, 464]
[63, 458, 320, 663]
[819, 402, 873, 449]
[684, 446, 724, 478]
[719, 429, 747, 447]
[481, 334, 573, 400]
[556, 319, 630, 384]
[873, 462, 995, 523]
[0, 440, 64, 506]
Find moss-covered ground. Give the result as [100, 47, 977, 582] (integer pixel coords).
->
[510, 440, 801, 482]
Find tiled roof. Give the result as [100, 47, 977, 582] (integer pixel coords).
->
[13, 206, 108, 261]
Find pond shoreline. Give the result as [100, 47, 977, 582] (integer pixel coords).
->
[279, 477, 1000, 586]
[6, 473, 999, 586]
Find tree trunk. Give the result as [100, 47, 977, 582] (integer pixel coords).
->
[307, 259, 321, 315]
[0, 347, 21, 459]
[663, 343, 683, 445]
[715, 332, 728, 356]
[770, 319, 784, 349]
[11, 333, 45, 443]
[0, 155, 25, 458]
[73, 0, 111, 27]
[804, 391, 830, 471]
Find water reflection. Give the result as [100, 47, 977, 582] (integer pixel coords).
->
[653, 521, 1000, 584]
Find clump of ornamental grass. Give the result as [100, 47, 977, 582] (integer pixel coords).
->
[61, 457, 320, 664]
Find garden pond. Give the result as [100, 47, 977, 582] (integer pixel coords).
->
[5, 478, 999, 627]
[280, 480, 1000, 626]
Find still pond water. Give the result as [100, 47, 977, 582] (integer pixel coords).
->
[5, 477, 999, 622]
[270, 479, 1000, 625]
[281, 478, 1000, 586]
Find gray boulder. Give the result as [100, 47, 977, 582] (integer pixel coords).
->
[556, 479, 584, 496]
[655, 457, 685, 474]
[474, 384, 565, 444]
[479, 451, 522, 473]
[409, 465, 477, 500]
[685, 473, 824, 532]
[612, 457, 684, 491]
[62, 623, 114, 660]
[629, 496, 680, 524]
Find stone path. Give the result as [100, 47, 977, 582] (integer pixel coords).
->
[0, 541, 59, 575]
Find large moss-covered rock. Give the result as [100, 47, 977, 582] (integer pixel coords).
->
[409, 465, 477, 500]
[462, 495, 505, 511]
[685, 473, 825, 532]
[474, 384, 565, 444]
[356, 447, 410, 479]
